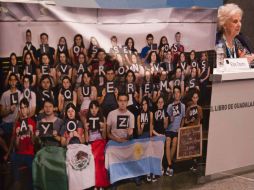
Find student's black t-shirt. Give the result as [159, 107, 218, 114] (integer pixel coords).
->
[154, 108, 168, 134]
[56, 63, 72, 75]
[140, 111, 150, 133]
[199, 61, 210, 80]
[36, 45, 55, 66]
[142, 81, 153, 95]
[102, 81, 118, 108]
[186, 77, 199, 89]
[23, 43, 37, 57]
[23, 64, 36, 76]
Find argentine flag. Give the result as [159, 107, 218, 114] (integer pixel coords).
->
[105, 136, 165, 184]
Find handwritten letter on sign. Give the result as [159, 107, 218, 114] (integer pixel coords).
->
[177, 125, 202, 160]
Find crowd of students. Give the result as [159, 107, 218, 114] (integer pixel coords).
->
[0, 30, 210, 189]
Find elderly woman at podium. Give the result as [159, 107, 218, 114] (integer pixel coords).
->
[216, 3, 254, 63]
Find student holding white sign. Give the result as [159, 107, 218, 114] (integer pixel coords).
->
[4, 53, 21, 88]
[60, 103, 84, 146]
[10, 98, 36, 190]
[185, 67, 200, 95]
[72, 52, 89, 88]
[55, 52, 73, 86]
[189, 50, 201, 76]
[77, 71, 97, 126]
[58, 76, 77, 114]
[98, 67, 119, 117]
[148, 51, 162, 84]
[36, 53, 57, 87]
[70, 34, 87, 65]
[107, 96, 134, 189]
[198, 52, 211, 105]
[185, 90, 203, 127]
[20, 75, 36, 117]
[137, 97, 153, 138]
[85, 100, 106, 143]
[137, 97, 155, 182]
[153, 96, 169, 175]
[177, 52, 190, 78]
[107, 93, 134, 143]
[169, 67, 185, 97]
[55, 36, 70, 64]
[87, 36, 101, 64]
[36, 99, 64, 147]
[140, 34, 155, 64]
[36, 33, 55, 66]
[156, 71, 172, 104]
[22, 51, 37, 87]
[84, 100, 109, 189]
[160, 51, 174, 76]
[158, 36, 170, 61]
[171, 32, 185, 63]
[124, 37, 138, 66]
[124, 70, 140, 112]
[0, 73, 21, 144]
[36, 75, 56, 117]
[129, 54, 145, 85]
[22, 29, 37, 64]
[165, 86, 185, 176]
[141, 70, 154, 102]
[92, 49, 114, 87]
[185, 90, 203, 172]
[109, 35, 121, 61]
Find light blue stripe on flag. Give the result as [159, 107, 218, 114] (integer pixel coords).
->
[106, 136, 165, 147]
[109, 157, 162, 184]
[105, 136, 166, 184]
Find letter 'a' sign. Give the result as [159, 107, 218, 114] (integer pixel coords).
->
[19, 119, 29, 136]
[117, 115, 129, 129]
[172, 103, 181, 117]
[38, 122, 53, 137]
[10, 92, 19, 105]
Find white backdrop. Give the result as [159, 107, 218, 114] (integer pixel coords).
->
[0, 3, 217, 57]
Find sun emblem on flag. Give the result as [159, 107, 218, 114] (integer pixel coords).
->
[134, 143, 144, 160]
[70, 151, 91, 170]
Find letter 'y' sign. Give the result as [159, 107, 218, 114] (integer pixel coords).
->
[38, 122, 53, 137]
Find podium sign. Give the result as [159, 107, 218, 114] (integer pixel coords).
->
[224, 58, 249, 71]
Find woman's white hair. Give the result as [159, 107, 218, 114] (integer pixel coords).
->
[217, 3, 243, 31]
